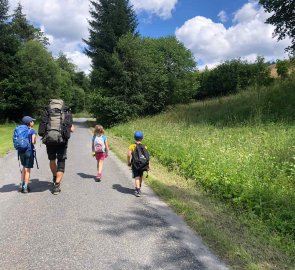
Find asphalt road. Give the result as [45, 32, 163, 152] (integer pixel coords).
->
[0, 119, 228, 270]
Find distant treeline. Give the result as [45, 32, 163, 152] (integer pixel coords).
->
[0, 1, 90, 122]
[1, 0, 294, 124]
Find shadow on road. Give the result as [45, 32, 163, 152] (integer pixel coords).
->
[81, 205, 205, 269]
[0, 179, 51, 193]
[77, 172, 96, 180]
[112, 184, 134, 195]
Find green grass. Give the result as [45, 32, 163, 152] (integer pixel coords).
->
[108, 77, 295, 269]
[0, 123, 40, 157]
[0, 123, 17, 156]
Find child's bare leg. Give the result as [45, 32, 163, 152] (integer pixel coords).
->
[21, 168, 25, 182]
[24, 168, 31, 185]
[98, 160, 104, 174]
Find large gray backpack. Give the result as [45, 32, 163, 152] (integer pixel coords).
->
[38, 99, 72, 145]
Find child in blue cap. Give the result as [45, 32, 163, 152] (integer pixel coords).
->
[18, 116, 37, 193]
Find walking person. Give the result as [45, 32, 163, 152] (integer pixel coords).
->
[92, 125, 109, 182]
[38, 99, 74, 195]
[127, 131, 149, 197]
[14, 116, 37, 193]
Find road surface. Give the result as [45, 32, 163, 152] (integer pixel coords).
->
[0, 119, 228, 270]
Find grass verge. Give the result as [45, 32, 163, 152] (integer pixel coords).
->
[0, 123, 40, 157]
[0, 124, 17, 156]
[108, 134, 293, 269]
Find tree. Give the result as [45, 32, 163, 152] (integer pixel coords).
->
[11, 3, 48, 46]
[276, 59, 289, 78]
[0, 0, 9, 22]
[90, 34, 197, 126]
[1, 41, 60, 121]
[0, 0, 20, 95]
[259, 0, 295, 55]
[84, 0, 137, 87]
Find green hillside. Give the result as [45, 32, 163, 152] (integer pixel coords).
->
[109, 77, 295, 269]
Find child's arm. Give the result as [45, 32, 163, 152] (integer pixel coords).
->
[92, 135, 95, 156]
[32, 133, 36, 145]
[127, 149, 132, 166]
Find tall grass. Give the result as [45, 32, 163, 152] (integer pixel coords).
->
[109, 77, 295, 253]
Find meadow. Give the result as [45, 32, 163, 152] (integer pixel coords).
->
[109, 77, 295, 268]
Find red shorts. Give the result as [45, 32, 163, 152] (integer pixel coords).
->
[95, 152, 106, 161]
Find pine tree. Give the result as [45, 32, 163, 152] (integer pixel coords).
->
[0, 0, 19, 82]
[0, 0, 9, 23]
[84, 0, 137, 87]
[11, 3, 48, 46]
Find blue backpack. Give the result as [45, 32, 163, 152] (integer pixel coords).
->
[13, 125, 31, 153]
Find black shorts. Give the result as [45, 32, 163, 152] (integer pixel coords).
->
[132, 168, 143, 178]
[46, 144, 68, 160]
[19, 151, 34, 168]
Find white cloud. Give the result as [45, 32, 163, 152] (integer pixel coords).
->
[175, 1, 291, 69]
[9, 0, 91, 74]
[218, 10, 228, 23]
[130, 0, 177, 19]
[65, 51, 92, 74]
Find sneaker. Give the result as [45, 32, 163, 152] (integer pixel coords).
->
[52, 184, 61, 195]
[18, 184, 23, 192]
[134, 188, 141, 197]
[22, 187, 29, 194]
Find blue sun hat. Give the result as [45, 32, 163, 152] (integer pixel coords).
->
[134, 131, 144, 140]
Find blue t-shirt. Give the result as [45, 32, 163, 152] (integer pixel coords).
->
[28, 128, 36, 151]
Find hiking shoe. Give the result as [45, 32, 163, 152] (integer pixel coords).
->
[52, 184, 61, 195]
[18, 184, 23, 192]
[134, 188, 141, 197]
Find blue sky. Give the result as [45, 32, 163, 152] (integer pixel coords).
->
[10, 0, 291, 73]
[137, 0, 248, 38]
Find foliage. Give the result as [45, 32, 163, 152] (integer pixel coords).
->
[0, 0, 9, 22]
[0, 40, 60, 120]
[55, 53, 88, 113]
[0, 0, 20, 84]
[259, 0, 295, 55]
[276, 59, 290, 78]
[84, 0, 137, 88]
[196, 57, 271, 99]
[90, 34, 197, 126]
[11, 3, 48, 46]
[110, 76, 295, 244]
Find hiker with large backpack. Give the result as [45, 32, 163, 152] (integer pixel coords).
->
[38, 99, 74, 195]
[13, 116, 37, 193]
[92, 125, 109, 182]
[127, 131, 149, 197]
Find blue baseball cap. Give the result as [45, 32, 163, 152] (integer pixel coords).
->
[22, 116, 36, 124]
[134, 131, 144, 140]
